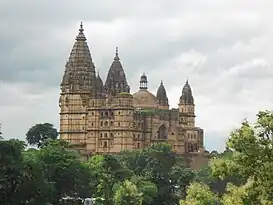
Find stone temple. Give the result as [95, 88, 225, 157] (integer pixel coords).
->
[59, 23, 209, 168]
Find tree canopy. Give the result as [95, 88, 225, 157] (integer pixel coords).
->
[25, 123, 58, 148]
[3, 111, 273, 204]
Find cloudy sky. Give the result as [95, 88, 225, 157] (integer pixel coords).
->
[0, 0, 273, 151]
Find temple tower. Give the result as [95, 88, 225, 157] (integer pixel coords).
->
[156, 81, 169, 110]
[104, 47, 130, 99]
[178, 80, 202, 153]
[59, 22, 97, 149]
[178, 80, 195, 127]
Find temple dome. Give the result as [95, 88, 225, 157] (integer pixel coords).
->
[132, 89, 158, 109]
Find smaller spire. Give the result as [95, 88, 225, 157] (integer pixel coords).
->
[179, 79, 194, 105]
[156, 81, 169, 107]
[114, 47, 119, 61]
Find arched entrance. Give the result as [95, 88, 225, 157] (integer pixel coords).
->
[157, 124, 168, 140]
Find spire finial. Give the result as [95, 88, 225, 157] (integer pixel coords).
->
[161, 80, 163, 84]
[114, 47, 120, 60]
[115, 47, 118, 57]
[76, 21, 86, 41]
[186, 78, 188, 84]
[79, 21, 84, 32]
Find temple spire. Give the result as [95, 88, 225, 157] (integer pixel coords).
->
[105, 47, 130, 96]
[61, 22, 96, 95]
[156, 81, 169, 108]
[179, 79, 194, 105]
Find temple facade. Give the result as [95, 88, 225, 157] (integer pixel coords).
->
[59, 23, 208, 167]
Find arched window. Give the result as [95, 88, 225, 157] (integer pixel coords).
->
[110, 121, 114, 126]
[137, 142, 140, 149]
[100, 121, 103, 126]
[104, 121, 108, 126]
[103, 141, 108, 148]
[104, 133, 108, 138]
[158, 124, 168, 139]
[110, 133, 114, 138]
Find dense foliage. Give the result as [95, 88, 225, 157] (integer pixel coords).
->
[1, 110, 273, 204]
[181, 110, 273, 205]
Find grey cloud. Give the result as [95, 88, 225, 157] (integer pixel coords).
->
[1, 0, 273, 151]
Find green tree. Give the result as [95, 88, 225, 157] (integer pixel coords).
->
[0, 139, 52, 205]
[87, 154, 131, 205]
[18, 148, 53, 204]
[114, 180, 143, 205]
[180, 182, 220, 205]
[210, 110, 273, 203]
[38, 139, 92, 204]
[118, 143, 194, 205]
[0, 139, 26, 205]
[221, 182, 250, 205]
[26, 123, 58, 148]
[130, 175, 158, 205]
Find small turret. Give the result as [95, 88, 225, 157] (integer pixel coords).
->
[104, 47, 130, 97]
[179, 79, 194, 105]
[178, 80, 195, 127]
[156, 81, 169, 110]
[139, 73, 148, 90]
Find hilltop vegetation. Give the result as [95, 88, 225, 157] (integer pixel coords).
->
[1, 110, 273, 204]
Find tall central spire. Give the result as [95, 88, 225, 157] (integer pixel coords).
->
[61, 22, 96, 95]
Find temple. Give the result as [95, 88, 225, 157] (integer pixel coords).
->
[59, 23, 209, 169]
